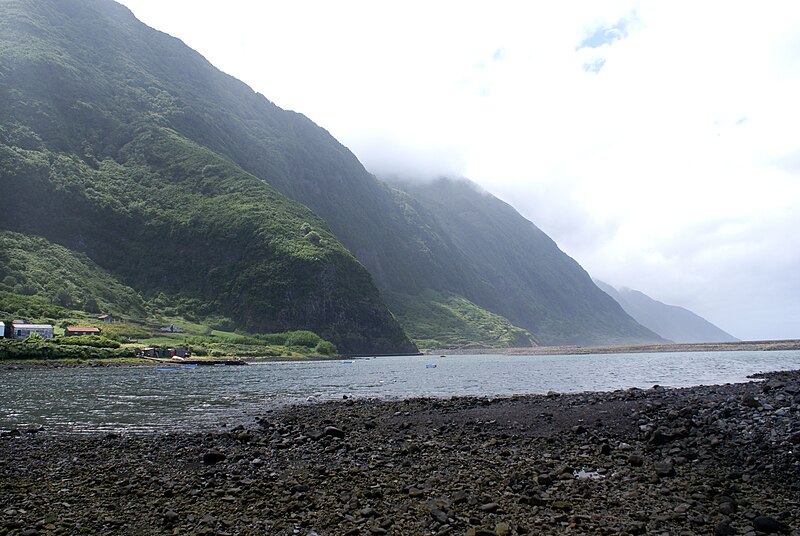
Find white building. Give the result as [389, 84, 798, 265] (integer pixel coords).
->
[12, 323, 54, 339]
[0, 321, 5, 338]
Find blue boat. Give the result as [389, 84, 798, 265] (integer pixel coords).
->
[426, 363, 437, 368]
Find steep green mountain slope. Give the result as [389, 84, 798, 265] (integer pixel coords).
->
[0, 0, 413, 354]
[0, 230, 145, 316]
[385, 178, 667, 346]
[383, 290, 536, 350]
[0, 0, 660, 349]
[595, 280, 739, 343]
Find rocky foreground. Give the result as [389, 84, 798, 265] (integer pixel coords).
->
[1, 372, 799, 535]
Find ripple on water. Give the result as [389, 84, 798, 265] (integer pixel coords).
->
[1, 350, 799, 433]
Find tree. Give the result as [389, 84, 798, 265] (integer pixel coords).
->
[54, 288, 73, 307]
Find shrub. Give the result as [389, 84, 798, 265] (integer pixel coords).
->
[57, 335, 120, 348]
[285, 330, 321, 348]
[54, 288, 73, 307]
[314, 340, 337, 355]
[305, 231, 322, 246]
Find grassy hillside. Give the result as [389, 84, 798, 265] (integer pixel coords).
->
[0, 231, 145, 316]
[0, 0, 414, 354]
[383, 290, 536, 350]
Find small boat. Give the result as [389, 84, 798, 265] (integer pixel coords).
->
[340, 360, 354, 364]
[181, 364, 198, 369]
[425, 363, 437, 368]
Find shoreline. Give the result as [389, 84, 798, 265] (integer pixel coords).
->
[436, 338, 800, 356]
[1, 339, 798, 370]
[2, 371, 798, 534]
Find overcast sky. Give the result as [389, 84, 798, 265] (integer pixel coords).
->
[117, 0, 800, 341]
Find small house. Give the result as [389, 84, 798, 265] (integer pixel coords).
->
[0, 321, 5, 338]
[160, 324, 185, 333]
[12, 323, 54, 339]
[97, 314, 115, 323]
[64, 326, 102, 337]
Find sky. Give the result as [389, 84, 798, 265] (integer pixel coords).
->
[116, 0, 800, 341]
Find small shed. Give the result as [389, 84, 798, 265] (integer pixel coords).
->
[64, 326, 102, 337]
[97, 314, 115, 323]
[0, 321, 5, 338]
[12, 323, 54, 339]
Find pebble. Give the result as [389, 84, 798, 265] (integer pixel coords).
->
[753, 516, 783, 534]
[2, 369, 799, 535]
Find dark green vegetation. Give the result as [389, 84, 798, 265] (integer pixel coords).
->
[595, 280, 739, 344]
[0, 231, 145, 316]
[0, 0, 663, 351]
[0, 334, 134, 360]
[178, 330, 338, 358]
[0, 0, 412, 354]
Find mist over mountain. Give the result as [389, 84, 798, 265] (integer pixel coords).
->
[380, 178, 666, 346]
[1, 0, 667, 351]
[595, 280, 739, 344]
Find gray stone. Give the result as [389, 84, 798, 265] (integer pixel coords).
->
[429, 508, 448, 524]
[714, 521, 736, 536]
[479, 502, 499, 513]
[163, 510, 179, 525]
[324, 426, 345, 439]
[753, 516, 782, 534]
[654, 459, 675, 477]
[628, 454, 644, 467]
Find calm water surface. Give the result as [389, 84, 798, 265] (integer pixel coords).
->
[2, 350, 799, 434]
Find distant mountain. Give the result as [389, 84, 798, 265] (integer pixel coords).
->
[595, 281, 739, 343]
[381, 178, 667, 346]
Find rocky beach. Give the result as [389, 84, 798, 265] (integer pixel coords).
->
[1, 371, 799, 535]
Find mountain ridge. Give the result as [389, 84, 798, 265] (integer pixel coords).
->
[0, 0, 414, 354]
[2, 0, 667, 350]
[595, 280, 739, 343]
[380, 177, 667, 346]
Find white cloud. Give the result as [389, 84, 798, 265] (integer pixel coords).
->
[118, 0, 800, 340]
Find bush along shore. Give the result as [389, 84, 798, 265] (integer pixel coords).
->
[1, 372, 799, 535]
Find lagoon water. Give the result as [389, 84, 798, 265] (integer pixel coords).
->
[2, 350, 800, 434]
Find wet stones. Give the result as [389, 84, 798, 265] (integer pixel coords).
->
[3, 369, 800, 534]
